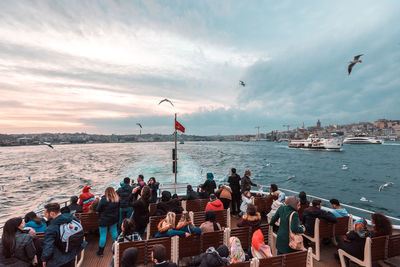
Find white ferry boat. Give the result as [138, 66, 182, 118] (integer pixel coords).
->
[343, 135, 383, 144]
[289, 134, 342, 150]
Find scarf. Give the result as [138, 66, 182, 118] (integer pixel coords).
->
[228, 237, 245, 264]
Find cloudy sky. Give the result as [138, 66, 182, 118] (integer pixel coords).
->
[0, 1, 399, 135]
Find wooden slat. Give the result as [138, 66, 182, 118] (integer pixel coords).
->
[76, 212, 99, 232]
[229, 262, 251, 267]
[285, 250, 308, 267]
[254, 197, 267, 213]
[259, 255, 284, 267]
[201, 230, 224, 252]
[186, 199, 202, 212]
[146, 237, 172, 264]
[214, 209, 227, 228]
[178, 234, 202, 257]
[371, 235, 388, 261]
[149, 203, 157, 216]
[388, 234, 400, 258]
[118, 240, 146, 266]
[334, 216, 349, 236]
[319, 219, 334, 239]
[231, 227, 251, 251]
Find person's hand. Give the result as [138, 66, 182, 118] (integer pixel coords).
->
[185, 232, 191, 237]
[43, 262, 46, 267]
[250, 196, 255, 200]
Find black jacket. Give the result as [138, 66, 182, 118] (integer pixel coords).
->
[337, 230, 367, 260]
[241, 175, 257, 193]
[149, 183, 159, 203]
[190, 247, 229, 267]
[0, 230, 36, 266]
[228, 174, 241, 195]
[67, 203, 83, 213]
[153, 199, 183, 216]
[117, 184, 133, 208]
[302, 207, 337, 236]
[186, 190, 199, 200]
[132, 199, 149, 232]
[97, 196, 120, 227]
[201, 180, 216, 198]
[154, 262, 178, 267]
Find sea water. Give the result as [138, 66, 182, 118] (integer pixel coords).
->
[0, 141, 399, 226]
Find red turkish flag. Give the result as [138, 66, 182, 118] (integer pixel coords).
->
[175, 119, 185, 133]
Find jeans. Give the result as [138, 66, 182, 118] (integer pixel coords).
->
[119, 207, 133, 226]
[99, 223, 118, 248]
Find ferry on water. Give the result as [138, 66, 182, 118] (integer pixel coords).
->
[289, 134, 343, 150]
[343, 135, 383, 144]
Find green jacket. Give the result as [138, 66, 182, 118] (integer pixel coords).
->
[269, 205, 305, 254]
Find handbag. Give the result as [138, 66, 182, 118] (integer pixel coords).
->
[288, 211, 305, 250]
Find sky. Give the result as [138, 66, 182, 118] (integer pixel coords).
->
[0, 1, 399, 135]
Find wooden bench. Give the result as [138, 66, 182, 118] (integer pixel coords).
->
[254, 197, 267, 214]
[149, 203, 157, 216]
[201, 230, 224, 252]
[115, 237, 172, 267]
[178, 233, 202, 258]
[192, 209, 229, 228]
[75, 212, 98, 232]
[332, 215, 353, 245]
[258, 248, 312, 267]
[231, 227, 252, 250]
[388, 234, 400, 258]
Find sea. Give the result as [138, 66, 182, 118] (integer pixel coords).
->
[0, 141, 399, 227]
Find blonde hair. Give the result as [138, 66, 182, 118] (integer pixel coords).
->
[105, 187, 119, 203]
[165, 212, 176, 226]
[179, 211, 190, 223]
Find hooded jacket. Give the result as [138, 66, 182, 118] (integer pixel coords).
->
[186, 189, 199, 200]
[96, 196, 119, 227]
[302, 206, 337, 236]
[237, 212, 261, 229]
[78, 186, 94, 213]
[132, 198, 149, 233]
[241, 175, 257, 193]
[205, 199, 224, 211]
[201, 180, 216, 198]
[41, 213, 86, 267]
[153, 192, 183, 216]
[117, 183, 133, 208]
[215, 185, 232, 200]
[190, 246, 229, 267]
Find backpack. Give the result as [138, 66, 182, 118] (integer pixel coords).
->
[58, 220, 84, 253]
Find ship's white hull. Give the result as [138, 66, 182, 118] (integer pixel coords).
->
[343, 137, 383, 144]
[289, 138, 342, 150]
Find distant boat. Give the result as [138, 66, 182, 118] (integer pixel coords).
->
[179, 141, 184, 144]
[289, 134, 342, 150]
[343, 134, 383, 144]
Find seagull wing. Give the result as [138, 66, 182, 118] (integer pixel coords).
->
[48, 144, 54, 149]
[379, 185, 384, 192]
[354, 54, 363, 60]
[159, 98, 174, 107]
[348, 62, 356, 75]
[136, 123, 142, 128]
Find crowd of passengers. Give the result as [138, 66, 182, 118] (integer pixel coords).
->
[0, 168, 394, 267]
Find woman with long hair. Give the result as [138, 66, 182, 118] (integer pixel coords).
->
[176, 211, 201, 234]
[148, 177, 159, 203]
[0, 217, 36, 266]
[371, 212, 392, 236]
[97, 187, 119, 256]
[131, 185, 151, 236]
[200, 210, 221, 233]
[154, 212, 189, 238]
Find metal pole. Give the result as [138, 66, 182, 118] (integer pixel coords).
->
[174, 113, 177, 194]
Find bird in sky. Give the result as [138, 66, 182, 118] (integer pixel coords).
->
[158, 98, 174, 107]
[42, 142, 54, 149]
[348, 54, 363, 75]
[136, 123, 142, 128]
[379, 182, 394, 192]
[239, 80, 246, 87]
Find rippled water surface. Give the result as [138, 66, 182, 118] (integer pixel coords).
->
[0, 141, 399, 226]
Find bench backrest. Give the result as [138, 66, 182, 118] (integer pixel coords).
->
[178, 234, 202, 257]
[259, 250, 308, 267]
[317, 218, 334, 238]
[371, 235, 389, 261]
[149, 203, 157, 216]
[201, 230, 224, 252]
[333, 216, 350, 236]
[254, 197, 267, 213]
[118, 240, 146, 266]
[229, 262, 252, 267]
[388, 234, 400, 258]
[75, 212, 98, 231]
[146, 237, 172, 263]
[186, 199, 202, 212]
[148, 214, 183, 239]
[231, 227, 251, 250]
[192, 209, 227, 228]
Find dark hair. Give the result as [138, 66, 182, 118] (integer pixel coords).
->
[299, 191, 308, 205]
[122, 247, 138, 267]
[149, 177, 156, 183]
[70, 195, 79, 204]
[172, 193, 178, 199]
[270, 184, 278, 192]
[231, 168, 236, 174]
[60, 206, 70, 214]
[187, 185, 193, 191]
[141, 186, 152, 203]
[44, 203, 60, 214]
[124, 177, 130, 184]
[330, 199, 340, 206]
[24, 211, 40, 224]
[1, 217, 23, 258]
[371, 213, 393, 236]
[247, 204, 257, 216]
[122, 218, 136, 236]
[161, 191, 171, 202]
[312, 199, 322, 207]
[210, 194, 217, 201]
[138, 174, 144, 181]
[152, 244, 166, 262]
[205, 210, 219, 231]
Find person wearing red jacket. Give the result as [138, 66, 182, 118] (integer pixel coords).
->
[78, 186, 94, 213]
[205, 194, 224, 212]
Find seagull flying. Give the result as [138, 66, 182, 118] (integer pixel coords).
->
[348, 54, 363, 75]
[42, 142, 54, 149]
[136, 123, 142, 128]
[239, 80, 246, 87]
[158, 98, 174, 107]
[379, 182, 394, 192]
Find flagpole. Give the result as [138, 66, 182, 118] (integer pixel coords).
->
[174, 112, 177, 194]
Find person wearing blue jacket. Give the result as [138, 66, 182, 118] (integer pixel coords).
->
[23, 211, 47, 233]
[329, 199, 349, 218]
[41, 203, 86, 267]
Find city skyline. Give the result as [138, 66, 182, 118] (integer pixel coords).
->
[0, 1, 399, 135]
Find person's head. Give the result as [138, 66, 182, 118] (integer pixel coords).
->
[179, 211, 190, 223]
[299, 191, 307, 204]
[312, 199, 322, 209]
[105, 187, 119, 203]
[270, 184, 278, 192]
[246, 203, 257, 216]
[90, 197, 100, 211]
[172, 193, 178, 199]
[330, 199, 340, 209]
[152, 244, 167, 263]
[216, 244, 229, 258]
[245, 169, 251, 176]
[161, 191, 171, 202]
[123, 177, 130, 185]
[285, 196, 300, 210]
[205, 210, 219, 231]
[148, 177, 156, 184]
[1, 217, 24, 258]
[243, 190, 250, 198]
[371, 213, 393, 236]
[231, 168, 236, 175]
[60, 206, 71, 214]
[209, 194, 217, 201]
[121, 218, 136, 236]
[187, 185, 193, 192]
[207, 172, 214, 181]
[82, 186, 91, 193]
[165, 212, 176, 226]
[140, 186, 151, 202]
[137, 174, 144, 182]
[24, 211, 39, 224]
[44, 203, 61, 220]
[121, 247, 138, 267]
[70, 195, 79, 204]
